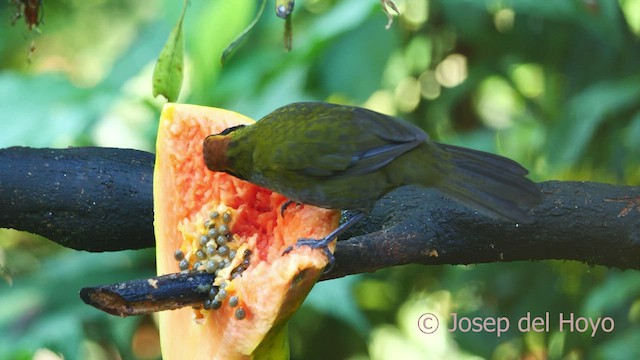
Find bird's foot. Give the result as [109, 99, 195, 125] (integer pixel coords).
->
[282, 236, 336, 273]
[281, 212, 366, 274]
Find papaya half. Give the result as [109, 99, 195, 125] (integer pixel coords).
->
[154, 103, 339, 359]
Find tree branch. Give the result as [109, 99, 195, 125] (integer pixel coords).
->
[79, 271, 214, 316]
[0, 147, 155, 251]
[1, 146, 639, 274]
[329, 183, 640, 279]
[79, 183, 640, 316]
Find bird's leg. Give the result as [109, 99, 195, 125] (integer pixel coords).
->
[280, 200, 302, 217]
[282, 212, 366, 273]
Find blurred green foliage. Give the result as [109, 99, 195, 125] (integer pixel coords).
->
[1, 0, 640, 359]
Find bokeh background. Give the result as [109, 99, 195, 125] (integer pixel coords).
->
[1, 0, 640, 359]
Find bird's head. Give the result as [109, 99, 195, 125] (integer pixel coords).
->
[203, 125, 246, 172]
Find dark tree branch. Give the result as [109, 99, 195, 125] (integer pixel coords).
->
[329, 184, 640, 279]
[2, 146, 638, 316]
[0, 147, 155, 251]
[79, 272, 214, 316]
[1, 147, 639, 271]
[80, 183, 640, 316]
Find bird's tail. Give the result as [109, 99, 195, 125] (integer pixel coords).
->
[433, 143, 541, 223]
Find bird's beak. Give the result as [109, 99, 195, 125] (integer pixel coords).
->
[203, 135, 231, 172]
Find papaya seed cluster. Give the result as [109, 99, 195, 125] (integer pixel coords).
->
[173, 209, 251, 321]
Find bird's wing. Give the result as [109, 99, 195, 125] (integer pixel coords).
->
[263, 105, 428, 178]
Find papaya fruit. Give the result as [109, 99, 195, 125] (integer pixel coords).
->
[154, 103, 339, 360]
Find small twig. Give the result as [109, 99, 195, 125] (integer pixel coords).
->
[381, 0, 399, 29]
[80, 272, 214, 317]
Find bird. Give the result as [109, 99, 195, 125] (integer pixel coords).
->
[203, 102, 541, 269]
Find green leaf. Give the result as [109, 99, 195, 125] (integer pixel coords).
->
[548, 75, 640, 167]
[0, 73, 98, 148]
[152, 0, 187, 102]
[625, 110, 640, 153]
[596, 327, 640, 360]
[583, 271, 640, 317]
[312, 15, 398, 102]
[304, 275, 370, 336]
[0, 249, 154, 359]
[220, 0, 267, 65]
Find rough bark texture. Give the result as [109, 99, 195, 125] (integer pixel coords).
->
[3, 146, 639, 316]
[0, 147, 154, 251]
[1, 146, 639, 276]
[329, 183, 640, 279]
[79, 271, 213, 316]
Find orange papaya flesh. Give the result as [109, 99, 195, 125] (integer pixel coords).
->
[154, 103, 340, 359]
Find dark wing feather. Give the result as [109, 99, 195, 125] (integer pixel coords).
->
[327, 140, 423, 177]
[263, 103, 427, 178]
[350, 106, 427, 143]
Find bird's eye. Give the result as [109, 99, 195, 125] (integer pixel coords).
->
[218, 125, 246, 136]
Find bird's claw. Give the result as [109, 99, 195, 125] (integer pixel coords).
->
[280, 200, 302, 217]
[281, 212, 366, 274]
[281, 237, 335, 274]
[282, 244, 294, 255]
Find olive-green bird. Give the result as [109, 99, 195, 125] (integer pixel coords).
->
[204, 102, 541, 265]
